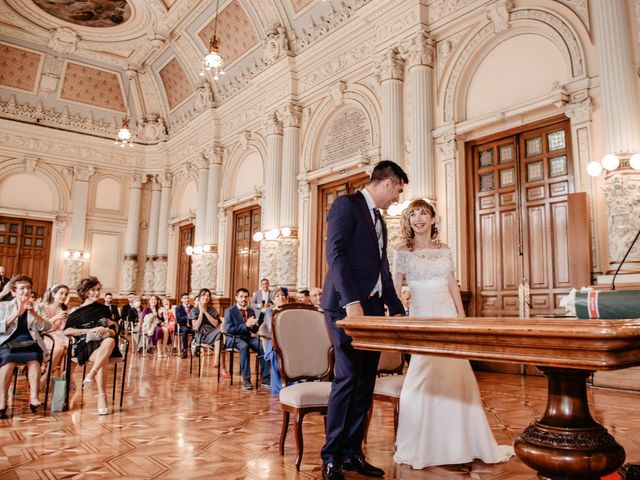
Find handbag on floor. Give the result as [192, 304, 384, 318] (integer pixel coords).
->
[50, 376, 66, 412]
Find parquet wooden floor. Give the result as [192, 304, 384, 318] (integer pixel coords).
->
[1, 352, 639, 479]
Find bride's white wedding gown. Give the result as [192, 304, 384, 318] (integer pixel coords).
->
[393, 247, 514, 468]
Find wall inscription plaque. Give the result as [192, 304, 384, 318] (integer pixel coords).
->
[319, 107, 371, 166]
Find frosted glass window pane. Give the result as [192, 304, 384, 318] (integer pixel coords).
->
[547, 130, 565, 151]
[479, 150, 493, 167]
[500, 168, 515, 187]
[499, 145, 514, 163]
[550, 156, 567, 177]
[526, 137, 542, 157]
[480, 173, 494, 192]
[527, 161, 544, 182]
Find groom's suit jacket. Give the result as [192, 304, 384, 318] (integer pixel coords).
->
[321, 190, 404, 317]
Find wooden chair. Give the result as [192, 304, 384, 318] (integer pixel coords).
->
[364, 350, 405, 442]
[271, 303, 333, 470]
[216, 320, 262, 387]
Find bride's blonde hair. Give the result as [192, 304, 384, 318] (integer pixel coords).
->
[400, 198, 438, 250]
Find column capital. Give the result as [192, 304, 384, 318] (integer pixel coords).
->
[149, 176, 161, 191]
[436, 138, 457, 161]
[24, 156, 38, 173]
[157, 171, 173, 188]
[406, 31, 435, 69]
[378, 48, 405, 82]
[282, 103, 302, 128]
[565, 97, 593, 125]
[264, 111, 283, 136]
[204, 145, 224, 165]
[73, 165, 95, 182]
[129, 171, 147, 188]
[194, 154, 209, 170]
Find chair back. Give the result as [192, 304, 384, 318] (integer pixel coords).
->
[377, 351, 404, 374]
[271, 303, 332, 384]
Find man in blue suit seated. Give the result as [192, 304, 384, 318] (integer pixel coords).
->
[224, 288, 269, 390]
[320, 160, 408, 480]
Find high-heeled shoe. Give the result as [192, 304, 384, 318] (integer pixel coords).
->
[96, 393, 109, 416]
[0, 408, 7, 419]
[82, 369, 97, 389]
[29, 402, 41, 414]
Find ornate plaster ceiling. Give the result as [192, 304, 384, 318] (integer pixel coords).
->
[0, 0, 344, 142]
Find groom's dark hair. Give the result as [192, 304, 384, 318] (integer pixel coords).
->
[369, 160, 409, 185]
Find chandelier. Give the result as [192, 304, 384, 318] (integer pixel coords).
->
[114, 80, 134, 147]
[202, 0, 225, 80]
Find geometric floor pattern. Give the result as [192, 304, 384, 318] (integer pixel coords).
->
[1, 352, 640, 479]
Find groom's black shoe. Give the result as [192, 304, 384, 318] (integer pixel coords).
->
[321, 463, 345, 480]
[342, 453, 385, 477]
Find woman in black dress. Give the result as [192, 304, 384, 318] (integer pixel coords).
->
[64, 276, 115, 415]
[0, 275, 50, 418]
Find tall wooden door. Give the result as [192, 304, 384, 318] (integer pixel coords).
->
[316, 174, 368, 288]
[176, 224, 194, 296]
[469, 118, 575, 317]
[0, 216, 52, 296]
[230, 206, 261, 297]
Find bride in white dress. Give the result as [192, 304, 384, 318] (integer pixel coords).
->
[392, 198, 513, 469]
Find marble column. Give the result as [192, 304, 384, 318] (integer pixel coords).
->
[215, 207, 227, 297]
[379, 48, 405, 165]
[407, 31, 435, 200]
[200, 146, 223, 292]
[143, 178, 161, 295]
[296, 178, 312, 290]
[435, 135, 460, 273]
[64, 165, 94, 289]
[263, 112, 283, 232]
[191, 154, 210, 293]
[593, 0, 640, 272]
[261, 112, 283, 284]
[279, 103, 301, 289]
[121, 172, 146, 294]
[154, 172, 172, 294]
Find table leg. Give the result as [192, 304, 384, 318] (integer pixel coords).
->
[514, 367, 625, 480]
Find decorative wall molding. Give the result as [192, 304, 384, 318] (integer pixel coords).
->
[602, 172, 640, 268]
[557, 0, 589, 30]
[443, 8, 585, 122]
[0, 96, 117, 138]
[299, 43, 373, 92]
[263, 23, 290, 64]
[486, 0, 513, 33]
[48, 27, 78, 54]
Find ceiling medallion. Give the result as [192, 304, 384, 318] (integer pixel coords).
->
[32, 0, 131, 28]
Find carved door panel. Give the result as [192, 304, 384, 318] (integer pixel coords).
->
[0, 217, 51, 296]
[469, 119, 574, 317]
[231, 206, 261, 297]
[316, 174, 368, 288]
[176, 224, 194, 296]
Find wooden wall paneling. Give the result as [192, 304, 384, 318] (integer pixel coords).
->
[567, 192, 592, 288]
[176, 223, 194, 295]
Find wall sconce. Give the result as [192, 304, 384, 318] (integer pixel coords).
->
[252, 227, 295, 242]
[185, 244, 214, 256]
[587, 153, 640, 177]
[63, 250, 90, 259]
[387, 200, 410, 217]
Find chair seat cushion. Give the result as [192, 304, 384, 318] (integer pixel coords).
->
[279, 381, 332, 408]
[373, 375, 405, 397]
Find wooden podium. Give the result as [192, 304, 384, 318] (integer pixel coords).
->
[337, 316, 640, 480]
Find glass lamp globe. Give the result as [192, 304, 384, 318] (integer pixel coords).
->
[601, 154, 620, 171]
[252, 231, 264, 242]
[185, 246, 194, 255]
[586, 161, 603, 177]
[193, 245, 203, 254]
[204, 50, 223, 69]
[630, 154, 640, 171]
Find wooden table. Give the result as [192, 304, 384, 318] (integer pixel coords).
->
[337, 316, 640, 480]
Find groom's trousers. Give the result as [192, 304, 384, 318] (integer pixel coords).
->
[321, 296, 384, 465]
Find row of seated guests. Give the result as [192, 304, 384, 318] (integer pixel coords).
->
[0, 275, 118, 417]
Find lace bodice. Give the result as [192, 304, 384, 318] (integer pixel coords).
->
[393, 247, 454, 286]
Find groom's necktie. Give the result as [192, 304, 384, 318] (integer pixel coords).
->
[373, 208, 383, 257]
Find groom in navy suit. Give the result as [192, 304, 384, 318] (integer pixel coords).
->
[320, 161, 408, 480]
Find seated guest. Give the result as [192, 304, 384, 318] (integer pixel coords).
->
[188, 289, 228, 374]
[157, 298, 175, 357]
[224, 288, 269, 391]
[104, 293, 120, 324]
[251, 278, 274, 311]
[141, 296, 161, 353]
[310, 287, 322, 310]
[175, 293, 192, 358]
[298, 289, 312, 305]
[401, 288, 412, 316]
[64, 276, 116, 415]
[263, 287, 290, 395]
[120, 293, 135, 330]
[37, 284, 70, 387]
[0, 275, 50, 417]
